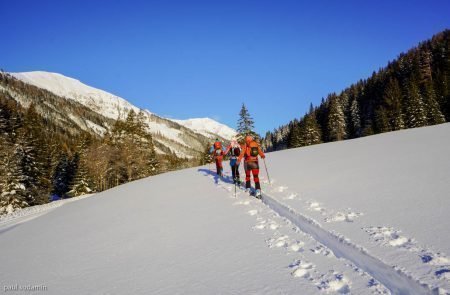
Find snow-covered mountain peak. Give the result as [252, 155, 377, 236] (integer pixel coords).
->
[11, 71, 138, 120]
[171, 117, 236, 140]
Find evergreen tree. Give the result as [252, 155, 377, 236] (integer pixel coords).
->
[15, 132, 40, 205]
[51, 153, 77, 199]
[200, 143, 213, 165]
[68, 138, 93, 197]
[422, 82, 446, 125]
[110, 110, 159, 182]
[299, 110, 322, 146]
[136, 111, 159, 177]
[288, 120, 302, 148]
[0, 142, 28, 214]
[405, 81, 428, 128]
[375, 106, 390, 133]
[237, 104, 258, 142]
[382, 78, 405, 131]
[327, 95, 347, 141]
[349, 96, 362, 137]
[67, 153, 92, 197]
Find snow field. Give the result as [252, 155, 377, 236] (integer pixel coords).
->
[1, 123, 449, 294]
[205, 169, 391, 294]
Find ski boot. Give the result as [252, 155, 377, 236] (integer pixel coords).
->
[255, 189, 262, 199]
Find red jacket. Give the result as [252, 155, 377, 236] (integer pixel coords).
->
[211, 142, 225, 161]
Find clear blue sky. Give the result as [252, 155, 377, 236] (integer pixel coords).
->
[1, 0, 449, 135]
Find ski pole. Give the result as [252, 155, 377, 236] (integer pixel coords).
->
[263, 158, 271, 185]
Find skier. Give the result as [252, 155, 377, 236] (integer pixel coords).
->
[210, 138, 225, 177]
[224, 137, 242, 185]
[238, 135, 265, 197]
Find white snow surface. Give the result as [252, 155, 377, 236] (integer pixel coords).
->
[172, 117, 237, 140]
[1, 123, 449, 294]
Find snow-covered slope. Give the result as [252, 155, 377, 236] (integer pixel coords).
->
[12, 71, 138, 120]
[172, 117, 236, 139]
[10, 71, 236, 157]
[1, 124, 449, 294]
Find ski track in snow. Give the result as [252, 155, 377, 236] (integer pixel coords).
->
[203, 171, 391, 295]
[202, 170, 450, 294]
[262, 179, 450, 294]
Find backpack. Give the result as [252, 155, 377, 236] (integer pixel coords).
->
[232, 146, 241, 157]
[214, 141, 222, 149]
[246, 141, 260, 157]
[250, 146, 259, 157]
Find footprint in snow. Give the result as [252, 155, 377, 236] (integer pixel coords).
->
[289, 259, 315, 279]
[364, 226, 415, 249]
[324, 210, 363, 223]
[253, 218, 281, 231]
[283, 193, 298, 200]
[419, 252, 450, 266]
[267, 235, 290, 248]
[310, 244, 334, 257]
[307, 201, 326, 213]
[289, 241, 305, 252]
[435, 268, 450, 279]
[367, 278, 390, 294]
[316, 273, 351, 294]
[253, 219, 268, 230]
[269, 222, 280, 230]
[247, 209, 258, 216]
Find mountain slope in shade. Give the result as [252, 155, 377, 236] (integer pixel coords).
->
[10, 71, 236, 158]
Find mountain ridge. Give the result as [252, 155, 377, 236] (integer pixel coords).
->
[11, 71, 236, 157]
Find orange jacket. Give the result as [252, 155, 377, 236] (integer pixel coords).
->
[238, 141, 265, 163]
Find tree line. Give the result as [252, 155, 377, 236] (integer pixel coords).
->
[263, 30, 449, 151]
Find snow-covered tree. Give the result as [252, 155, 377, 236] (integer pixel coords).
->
[0, 142, 28, 214]
[67, 154, 92, 197]
[327, 95, 347, 141]
[68, 137, 93, 197]
[299, 111, 322, 146]
[422, 82, 446, 125]
[349, 96, 362, 137]
[405, 81, 428, 128]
